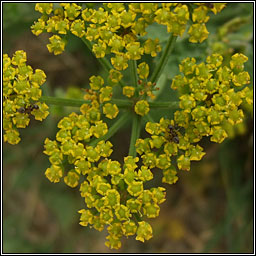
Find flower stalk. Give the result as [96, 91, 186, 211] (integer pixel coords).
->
[40, 96, 133, 108]
[129, 114, 141, 157]
[149, 101, 179, 109]
[130, 60, 139, 96]
[150, 33, 177, 84]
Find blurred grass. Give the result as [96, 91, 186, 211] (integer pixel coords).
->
[3, 3, 253, 253]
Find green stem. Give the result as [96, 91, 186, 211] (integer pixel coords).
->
[128, 58, 142, 157]
[150, 33, 177, 84]
[130, 60, 138, 93]
[40, 96, 133, 108]
[149, 101, 179, 109]
[145, 113, 155, 123]
[81, 37, 126, 87]
[133, 212, 142, 222]
[89, 112, 130, 147]
[110, 99, 133, 108]
[81, 37, 112, 72]
[128, 114, 141, 157]
[40, 96, 89, 107]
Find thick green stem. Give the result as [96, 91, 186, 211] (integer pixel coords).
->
[128, 58, 141, 157]
[110, 99, 133, 108]
[40, 96, 132, 108]
[150, 33, 177, 84]
[40, 96, 89, 107]
[130, 60, 139, 93]
[128, 114, 141, 157]
[149, 101, 179, 109]
[89, 112, 130, 147]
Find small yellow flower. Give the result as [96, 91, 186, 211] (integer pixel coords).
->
[12, 113, 30, 128]
[96, 140, 113, 158]
[127, 180, 143, 197]
[92, 40, 107, 58]
[100, 207, 114, 224]
[105, 189, 121, 208]
[85, 24, 100, 41]
[136, 221, 153, 242]
[103, 103, 119, 119]
[90, 7, 107, 24]
[192, 6, 210, 23]
[62, 3, 82, 20]
[100, 86, 113, 103]
[11, 50, 27, 66]
[90, 121, 108, 138]
[70, 19, 85, 38]
[122, 221, 137, 236]
[64, 170, 80, 188]
[96, 182, 112, 196]
[145, 122, 161, 135]
[45, 165, 63, 183]
[126, 42, 144, 60]
[211, 3, 226, 14]
[137, 62, 149, 79]
[107, 160, 121, 175]
[75, 159, 91, 176]
[111, 53, 129, 71]
[47, 35, 66, 55]
[188, 23, 209, 43]
[4, 129, 21, 145]
[174, 4, 190, 24]
[35, 3, 53, 15]
[126, 198, 142, 213]
[89, 75, 104, 90]
[120, 10, 136, 28]
[143, 203, 160, 218]
[123, 86, 135, 98]
[105, 235, 122, 250]
[78, 209, 93, 226]
[162, 167, 178, 184]
[32, 102, 49, 121]
[109, 69, 123, 84]
[177, 155, 191, 171]
[55, 19, 69, 34]
[134, 100, 150, 116]
[144, 39, 161, 57]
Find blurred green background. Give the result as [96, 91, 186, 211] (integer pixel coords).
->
[3, 3, 253, 253]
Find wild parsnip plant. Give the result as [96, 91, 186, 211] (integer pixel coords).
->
[3, 3, 253, 250]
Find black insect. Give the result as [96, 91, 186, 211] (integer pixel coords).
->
[32, 104, 39, 110]
[17, 107, 26, 113]
[9, 92, 17, 96]
[166, 124, 180, 144]
[116, 26, 132, 37]
[205, 92, 217, 107]
[17, 104, 39, 114]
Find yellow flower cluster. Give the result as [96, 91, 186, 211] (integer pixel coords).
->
[83, 74, 119, 120]
[30, 3, 227, 121]
[26, 3, 253, 251]
[31, 3, 226, 58]
[44, 111, 166, 249]
[3, 50, 49, 145]
[172, 53, 252, 144]
[136, 53, 252, 178]
[42, 69, 166, 249]
[139, 118, 206, 177]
